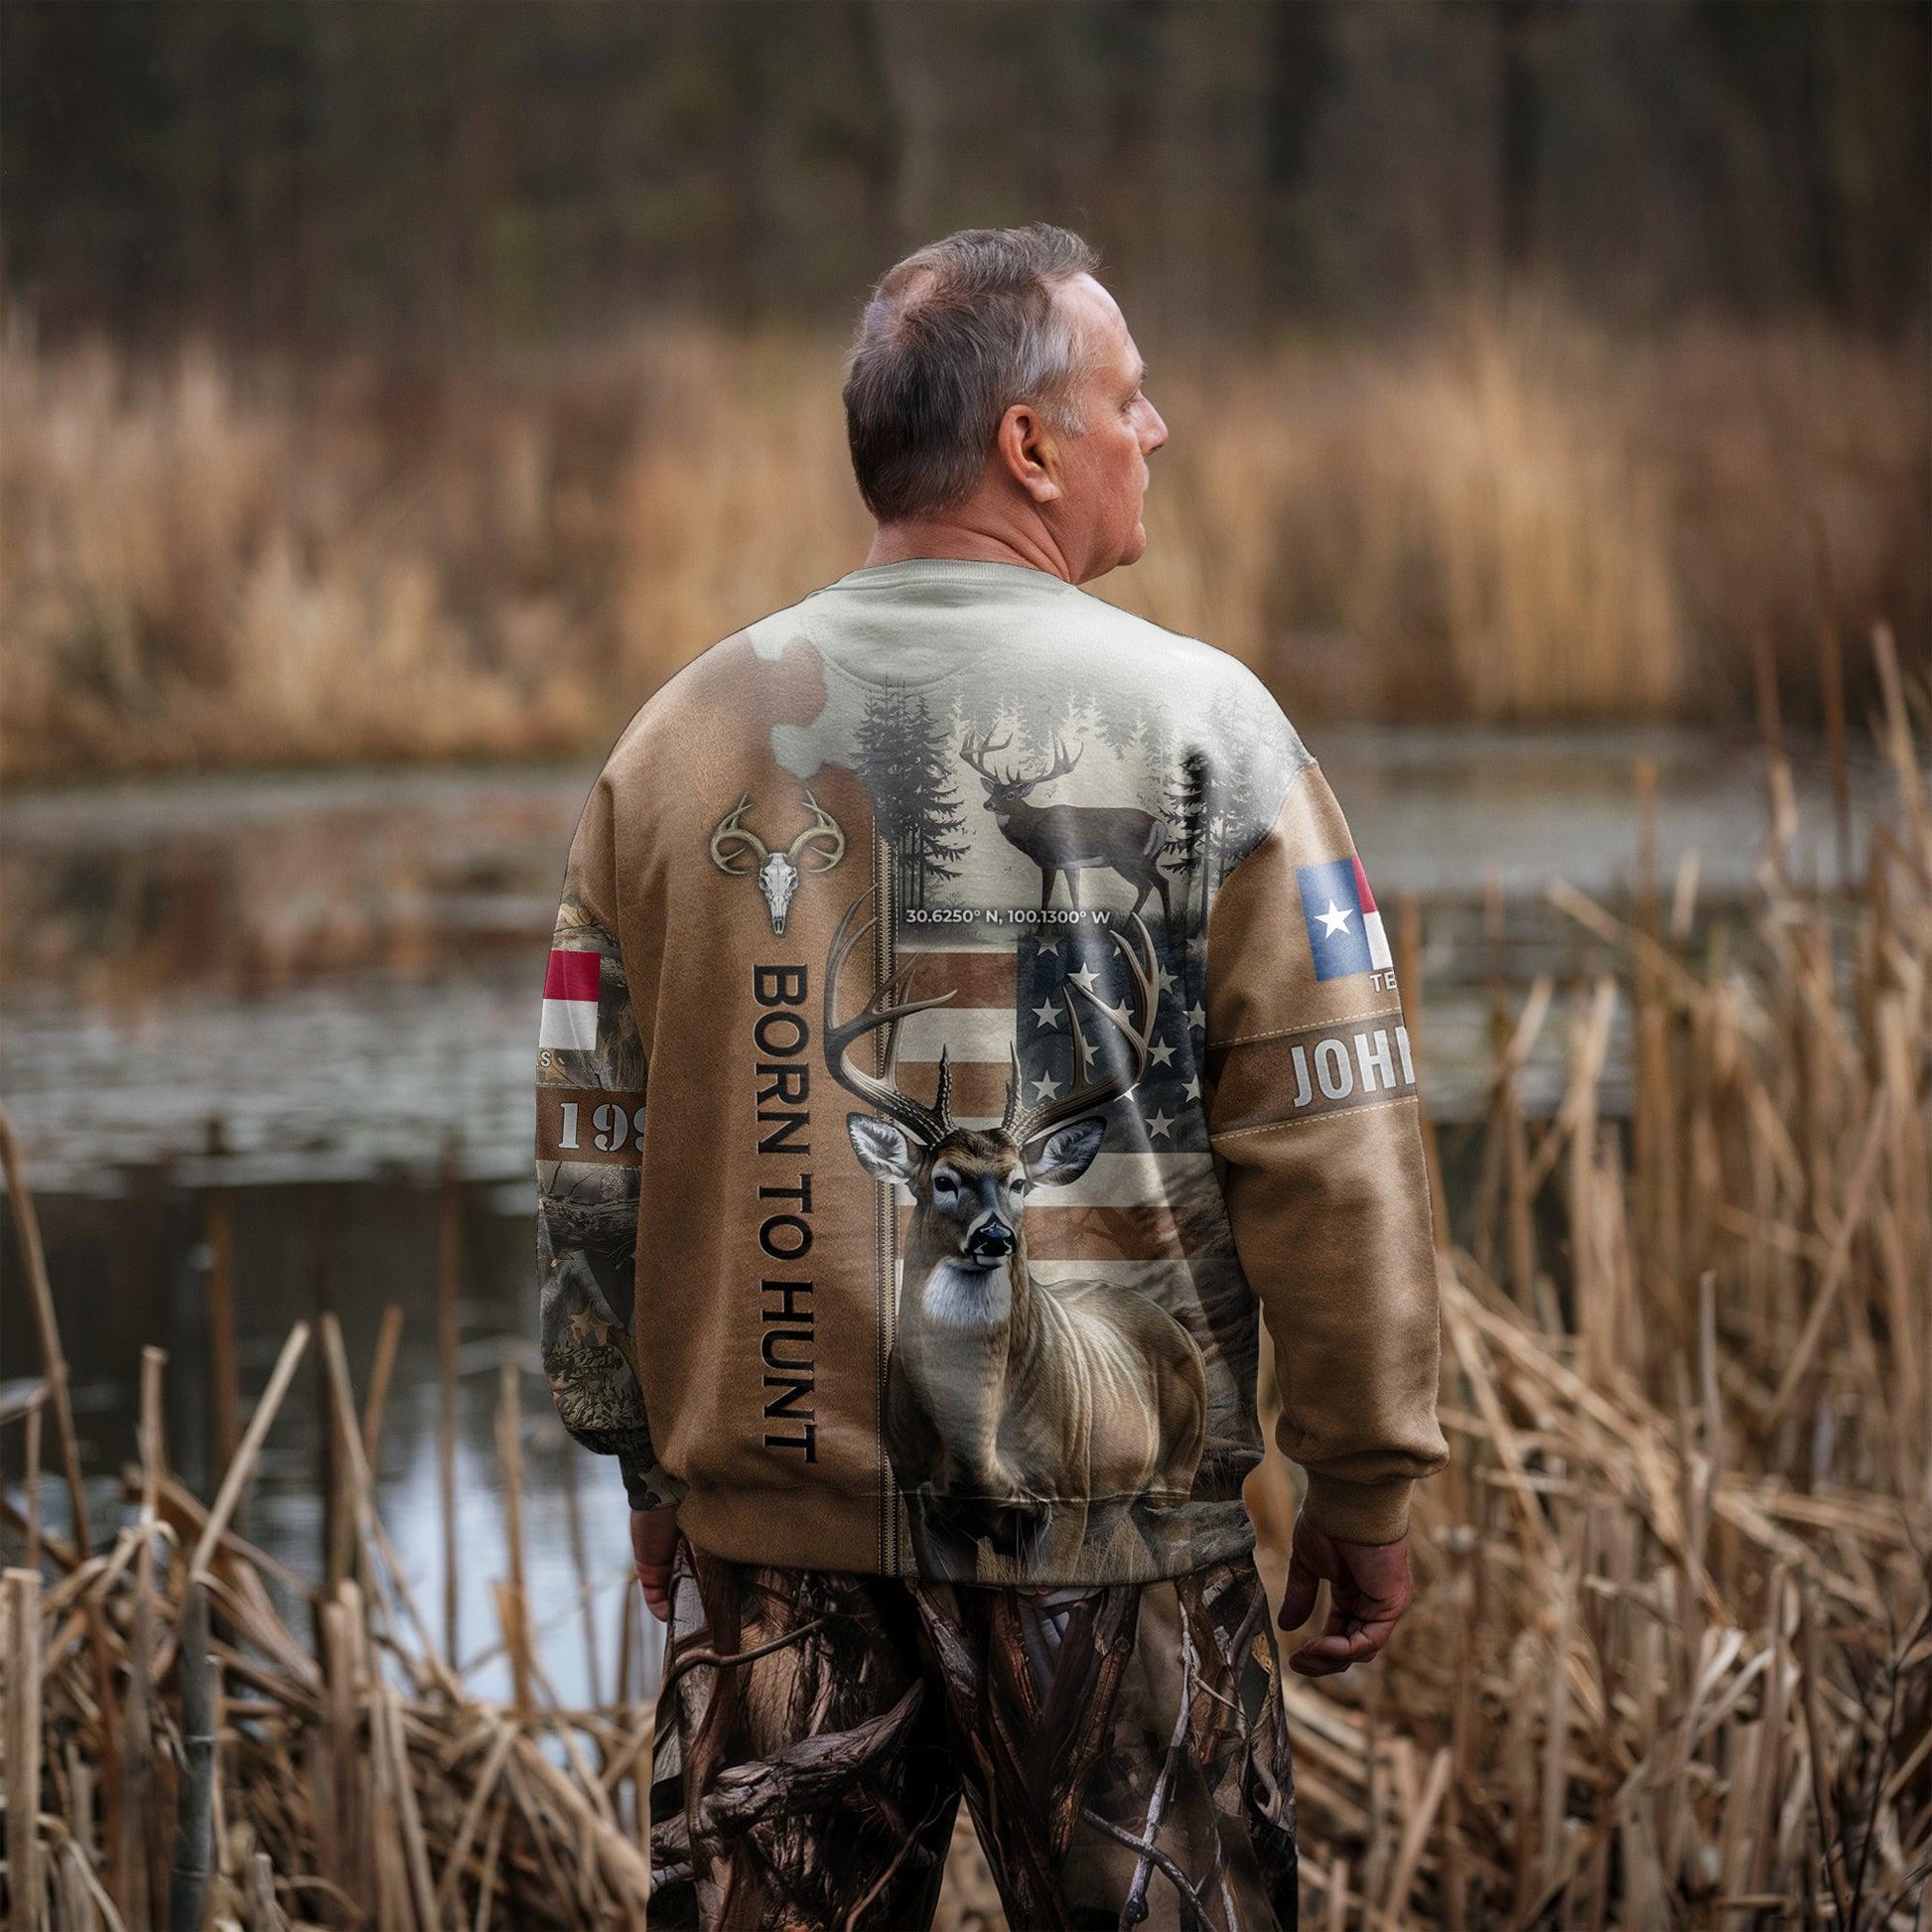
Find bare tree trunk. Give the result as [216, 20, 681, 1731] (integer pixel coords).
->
[1497, 0, 1542, 272]
[872, 0, 946, 248]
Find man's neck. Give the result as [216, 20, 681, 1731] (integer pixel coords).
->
[862, 516, 1076, 584]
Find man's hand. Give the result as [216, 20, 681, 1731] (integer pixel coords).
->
[630, 1506, 680, 1623]
[1278, 1517, 1413, 1677]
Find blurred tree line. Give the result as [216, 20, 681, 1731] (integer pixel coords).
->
[3, 0, 1926, 354]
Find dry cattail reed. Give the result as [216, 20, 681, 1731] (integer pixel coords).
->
[0, 632, 1925, 1927]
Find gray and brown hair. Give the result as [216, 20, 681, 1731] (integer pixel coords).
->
[842, 223, 1100, 522]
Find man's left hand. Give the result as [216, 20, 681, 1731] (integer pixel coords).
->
[1278, 1517, 1413, 1676]
[630, 1506, 680, 1623]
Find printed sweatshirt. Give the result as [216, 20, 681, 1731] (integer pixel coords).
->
[535, 557, 1447, 1586]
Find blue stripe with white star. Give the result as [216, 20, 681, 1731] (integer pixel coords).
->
[1296, 859, 1376, 981]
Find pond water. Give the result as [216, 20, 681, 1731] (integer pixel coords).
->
[0, 725, 1883, 1703]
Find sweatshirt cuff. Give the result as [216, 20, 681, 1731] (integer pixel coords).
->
[1299, 1471, 1415, 1545]
[618, 1449, 688, 1513]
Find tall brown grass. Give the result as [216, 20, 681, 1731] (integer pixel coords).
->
[0, 638, 1925, 1926]
[1, 303, 1923, 780]
[1113, 302, 1680, 716]
[1237, 632, 1932, 1928]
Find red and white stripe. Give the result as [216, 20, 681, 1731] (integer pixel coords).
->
[1352, 857, 1394, 972]
[888, 938, 1216, 1268]
[540, 948, 602, 1050]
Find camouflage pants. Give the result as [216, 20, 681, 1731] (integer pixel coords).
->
[647, 1531, 1299, 1932]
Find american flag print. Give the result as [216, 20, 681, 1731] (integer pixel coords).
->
[882, 912, 1267, 1574]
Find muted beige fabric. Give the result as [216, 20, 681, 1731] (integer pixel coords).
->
[1202, 765, 1449, 1543]
[536, 558, 1445, 1581]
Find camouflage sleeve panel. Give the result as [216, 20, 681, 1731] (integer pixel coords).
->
[536, 877, 688, 1514]
[1202, 760, 1449, 1546]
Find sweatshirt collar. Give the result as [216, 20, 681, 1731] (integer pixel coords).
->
[828, 557, 1076, 595]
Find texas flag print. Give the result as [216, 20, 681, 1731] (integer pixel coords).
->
[1296, 857, 1394, 982]
[540, 948, 603, 1049]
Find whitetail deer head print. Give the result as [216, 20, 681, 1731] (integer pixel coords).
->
[709, 789, 846, 933]
[822, 886, 1207, 1577]
[821, 881, 1159, 1223]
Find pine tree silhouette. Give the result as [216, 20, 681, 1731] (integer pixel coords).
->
[900, 691, 969, 906]
[853, 688, 969, 909]
[1204, 690, 1266, 886]
[1162, 747, 1211, 936]
[1095, 702, 1141, 759]
[1158, 695, 1272, 944]
[853, 685, 907, 880]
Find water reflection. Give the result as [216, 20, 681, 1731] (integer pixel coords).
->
[8, 1174, 658, 1709]
[0, 727, 1879, 1707]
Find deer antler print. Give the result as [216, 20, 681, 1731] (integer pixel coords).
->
[958, 728, 1018, 787]
[958, 729, 1082, 795]
[784, 790, 845, 872]
[1002, 913, 1160, 1148]
[708, 794, 769, 873]
[1028, 733, 1082, 788]
[822, 886, 959, 1149]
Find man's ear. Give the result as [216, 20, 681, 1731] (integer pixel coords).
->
[847, 1114, 921, 1185]
[997, 401, 1061, 504]
[1026, 1115, 1106, 1187]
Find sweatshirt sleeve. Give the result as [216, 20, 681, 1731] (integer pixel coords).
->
[1202, 758, 1448, 1545]
[535, 772, 688, 1512]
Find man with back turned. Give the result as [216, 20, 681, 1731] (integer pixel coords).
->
[535, 222, 1447, 1931]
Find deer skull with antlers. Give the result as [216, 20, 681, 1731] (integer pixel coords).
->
[708, 789, 846, 934]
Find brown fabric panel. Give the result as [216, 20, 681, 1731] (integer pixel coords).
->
[1203, 760, 1447, 1543]
[1206, 1014, 1414, 1133]
[1220, 1103, 1446, 1541]
[602, 632, 890, 1514]
[536, 1086, 647, 1164]
[1203, 762, 1405, 1047]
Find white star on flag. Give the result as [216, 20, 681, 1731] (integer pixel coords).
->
[1153, 960, 1175, 997]
[1030, 1072, 1062, 1101]
[1182, 1074, 1201, 1102]
[1145, 1109, 1175, 1140]
[1185, 1002, 1206, 1032]
[1069, 963, 1103, 994]
[1148, 1037, 1175, 1067]
[1032, 1000, 1061, 1028]
[1099, 999, 1133, 1030]
[1316, 899, 1354, 938]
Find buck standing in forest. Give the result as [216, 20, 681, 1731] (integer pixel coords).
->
[535, 223, 1448, 1931]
